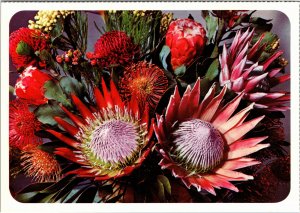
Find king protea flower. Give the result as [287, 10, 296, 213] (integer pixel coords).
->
[219, 28, 290, 111]
[154, 78, 269, 195]
[166, 18, 207, 71]
[119, 61, 168, 112]
[47, 79, 154, 180]
[9, 99, 42, 150]
[21, 145, 62, 182]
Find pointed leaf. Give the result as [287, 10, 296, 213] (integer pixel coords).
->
[159, 45, 171, 71]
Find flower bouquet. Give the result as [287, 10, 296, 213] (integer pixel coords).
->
[9, 10, 290, 203]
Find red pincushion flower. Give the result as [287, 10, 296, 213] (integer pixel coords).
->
[9, 99, 42, 150]
[15, 66, 52, 105]
[86, 31, 140, 67]
[119, 61, 168, 112]
[166, 19, 207, 71]
[9, 27, 49, 69]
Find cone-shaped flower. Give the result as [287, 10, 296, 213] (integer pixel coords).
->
[219, 28, 290, 111]
[48, 79, 154, 181]
[154, 78, 269, 195]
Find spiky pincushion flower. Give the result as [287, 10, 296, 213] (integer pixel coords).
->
[219, 28, 290, 111]
[154, 78, 269, 195]
[47, 79, 154, 180]
[119, 61, 168, 112]
[166, 18, 207, 71]
[86, 31, 140, 68]
[21, 145, 62, 182]
[9, 28, 49, 69]
[9, 99, 42, 150]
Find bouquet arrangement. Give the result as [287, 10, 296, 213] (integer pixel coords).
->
[9, 10, 290, 203]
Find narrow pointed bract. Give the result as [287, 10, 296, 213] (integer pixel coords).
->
[154, 78, 269, 195]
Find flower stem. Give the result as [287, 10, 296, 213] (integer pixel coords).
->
[210, 18, 225, 58]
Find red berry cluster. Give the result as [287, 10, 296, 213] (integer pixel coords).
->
[56, 49, 82, 65]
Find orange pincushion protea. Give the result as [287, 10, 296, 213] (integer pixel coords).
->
[119, 61, 168, 112]
[154, 78, 269, 195]
[47, 79, 154, 181]
[21, 145, 62, 182]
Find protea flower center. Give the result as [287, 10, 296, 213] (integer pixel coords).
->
[172, 119, 224, 173]
[90, 120, 138, 164]
[77, 107, 147, 170]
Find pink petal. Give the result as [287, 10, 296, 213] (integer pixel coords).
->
[231, 76, 244, 92]
[204, 175, 239, 192]
[222, 158, 261, 170]
[198, 83, 216, 116]
[212, 92, 244, 128]
[218, 103, 254, 134]
[178, 85, 192, 120]
[242, 62, 258, 79]
[228, 143, 270, 159]
[231, 53, 247, 80]
[165, 86, 180, 126]
[262, 50, 283, 71]
[229, 136, 268, 151]
[248, 33, 265, 59]
[268, 68, 282, 78]
[244, 73, 268, 93]
[215, 168, 253, 180]
[224, 115, 265, 145]
[200, 85, 227, 122]
[247, 92, 267, 102]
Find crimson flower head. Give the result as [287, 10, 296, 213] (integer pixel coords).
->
[166, 18, 207, 71]
[15, 66, 52, 105]
[119, 61, 168, 112]
[9, 27, 49, 69]
[9, 99, 42, 150]
[86, 31, 140, 68]
[154, 79, 269, 195]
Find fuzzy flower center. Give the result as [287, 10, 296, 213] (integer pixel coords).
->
[130, 77, 153, 96]
[172, 119, 224, 173]
[90, 119, 139, 165]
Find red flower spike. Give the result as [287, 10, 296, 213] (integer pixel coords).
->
[71, 94, 94, 120]
[154, 78, 269, 195]
[54, 117, 78, 136]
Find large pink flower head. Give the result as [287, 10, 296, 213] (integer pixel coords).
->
[219, 28, 290, 111]
[47, 79, 154, 181]
[166, 18, 207, 71]
[154, 79, 269, 195]
[15, 66, 52, 105]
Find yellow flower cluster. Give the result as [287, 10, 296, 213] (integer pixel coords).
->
[133, 10, 146, 17]
[28, 10, 74, 32]
[160, 13, 173, 33]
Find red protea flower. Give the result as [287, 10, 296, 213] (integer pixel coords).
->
[9, 99, 42, 150]
[21, 145, 62, 182]
[119, 61, 168, 112]
[212, 10, 248, 28]
[86, 31, 140, 67]
[219, 28, 290, 111]
[166, 18, 207, 71]
[15, 66, 52, 105]
[154, 78, 269, 195]
[47, 79, 154, 181]
[9, 27, 49, 69]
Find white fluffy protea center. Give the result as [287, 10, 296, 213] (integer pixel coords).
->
[90, 120, 138, 165]
[172, 119, 224, 173]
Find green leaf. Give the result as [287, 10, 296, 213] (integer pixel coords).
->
[40, 175, 76, 194]
[76, 186, 98, 203]
[155, 178, 165, 201]
[43, 80, 72, 107]
[205, 16, 218, 43]
[205, 58, 220, 81]
[157, 175, 171, 195]
[38, 142, 63, 154]
[159, 45, 171, 71]
[50, 18, 64, 41]
[18, 182, 54, 194]
[16, 41, 33, 56]
[59, 76, 84, 97]
[174, 65, 186, 77]
[34, 102, 66, 126]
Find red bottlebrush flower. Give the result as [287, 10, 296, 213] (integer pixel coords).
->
[219, 28, 290, 111]
[21, 145, 62, 182]
[154, 78, 269, 195]
[119, 61, 168, 112]
[9, 27, 49, 69]
[9, 99, 42, 150]
[15, 66, 52, 105]
[166, 19, 207, 71]
[87, 31, 140, 67]
[47, 79, 154, 181]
